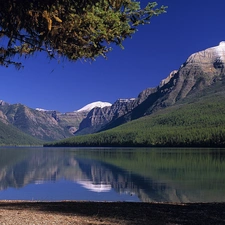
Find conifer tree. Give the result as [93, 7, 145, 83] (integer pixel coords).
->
[0, 0, 166, 68]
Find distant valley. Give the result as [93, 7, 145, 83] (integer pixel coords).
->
[0, 100, 109, 144]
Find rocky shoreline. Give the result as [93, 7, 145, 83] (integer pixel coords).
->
[0, 201, 224, 224]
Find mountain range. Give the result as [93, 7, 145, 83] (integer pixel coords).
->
[0, 100, 111, 143]
[1, 42, 225, 145]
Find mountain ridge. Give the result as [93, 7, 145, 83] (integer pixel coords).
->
[98, 41, 225, 132]
[46, 77, 225, 147]
[2, 42, 225, 144]
[45, 42, 225, 147]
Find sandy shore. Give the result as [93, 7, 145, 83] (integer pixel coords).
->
[0, 201, 224, 224]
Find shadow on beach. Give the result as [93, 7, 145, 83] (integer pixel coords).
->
[0, 201, 224, 224]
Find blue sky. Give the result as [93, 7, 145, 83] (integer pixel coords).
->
[1, 0, 225, 112]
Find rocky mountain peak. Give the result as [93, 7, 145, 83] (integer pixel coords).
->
[219, 41, 225, 47]
[0, 100, 9, 106]
[116, 98, 136, 103]
[159, 70, 178, 88]
[185, 42, 225, 67]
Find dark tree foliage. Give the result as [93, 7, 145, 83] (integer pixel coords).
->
[0, 0, 166, 68]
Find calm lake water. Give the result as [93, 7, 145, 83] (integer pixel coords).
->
[0, 147, 224, 203]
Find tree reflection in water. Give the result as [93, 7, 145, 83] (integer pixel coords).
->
[0, 147, 224, 202]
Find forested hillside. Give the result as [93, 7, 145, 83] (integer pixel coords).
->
[45, 81, 225, 147]
[0, 120, 43, 146]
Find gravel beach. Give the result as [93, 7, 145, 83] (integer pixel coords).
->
[0, 201, 224, 224]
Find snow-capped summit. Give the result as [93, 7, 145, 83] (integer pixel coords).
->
[76, 101, 112, 112]
[35, 108, 51, 112]
[186, 41, 225, 65]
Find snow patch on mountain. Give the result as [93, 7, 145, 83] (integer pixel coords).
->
[36, 108, 51, 112]
[0, 100, 9, 106]
[216, 41, 225, 61]
[76, 101, 112, 112]
[118, 98, 136, 103]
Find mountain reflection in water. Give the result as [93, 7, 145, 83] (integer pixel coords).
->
[0, 147, 224, 203]
[77, 181, 111, 192]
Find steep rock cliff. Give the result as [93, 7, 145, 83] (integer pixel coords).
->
[101, 42, 225, 131]
[75, 99, 136, 135]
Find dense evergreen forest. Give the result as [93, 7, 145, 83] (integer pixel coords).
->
[0, 120, 43, 146]
[45, 84, 225, 148]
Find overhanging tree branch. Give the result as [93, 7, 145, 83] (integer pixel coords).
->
[0, 0, 166, 68]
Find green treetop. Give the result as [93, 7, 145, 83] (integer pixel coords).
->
[0, 0, 166, 68]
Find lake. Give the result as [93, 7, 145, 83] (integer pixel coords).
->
[0, 147, 224, 203]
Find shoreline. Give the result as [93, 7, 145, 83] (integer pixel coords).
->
[0, 201, 224, 224]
